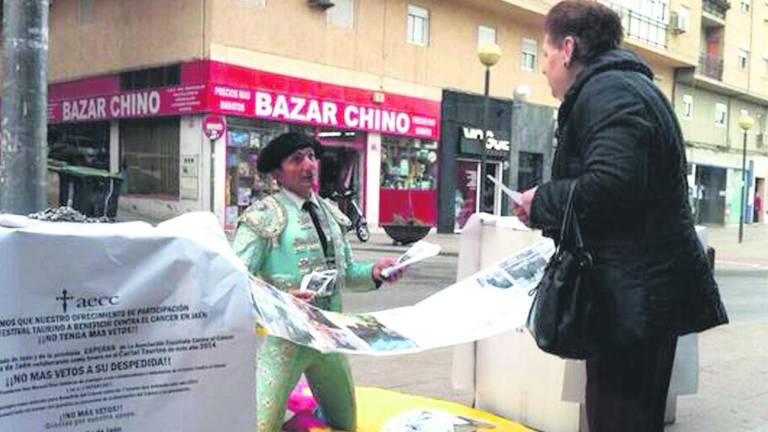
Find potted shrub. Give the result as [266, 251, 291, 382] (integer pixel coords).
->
[380, 141, 433, 245]
[381, 214, 431, 246]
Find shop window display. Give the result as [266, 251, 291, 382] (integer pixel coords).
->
[379, 137, 439, 225]
[224, 125, 282, 230]
[380, 137, 438, 190]
[316, 129, 364, 200]
[48, 122, 110, 170]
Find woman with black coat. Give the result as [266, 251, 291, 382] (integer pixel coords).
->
[512, 2, 729, 431]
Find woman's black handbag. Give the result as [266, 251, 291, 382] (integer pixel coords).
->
[526, 182, 597, 359]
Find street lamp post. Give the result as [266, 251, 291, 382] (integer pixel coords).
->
[0, 1, 50, 215]
[738, 114, 755, 243]
[477, 43, 502, 214]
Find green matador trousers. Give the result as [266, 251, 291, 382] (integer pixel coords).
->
[257, 336, 356, 431]
[232, 191, 376, 432]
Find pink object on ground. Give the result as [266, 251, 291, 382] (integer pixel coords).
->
[283, 377, 331, 432]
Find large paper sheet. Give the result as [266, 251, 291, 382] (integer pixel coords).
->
[0, 213, 256, 432]
[381, 240, 442, 278]
[250, 239, 555, 355]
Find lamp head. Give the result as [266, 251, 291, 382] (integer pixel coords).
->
[513, 85, 531, 102]
[478, 42, 502, 67]
[738, 114, 755, 131]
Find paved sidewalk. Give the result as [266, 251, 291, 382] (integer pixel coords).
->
[705, 223, 768, 267]
[348, 229, 461, 256]
[348, 223, 768, 267]
[116, 204, 768, 267]
[667, 321, 768, 432]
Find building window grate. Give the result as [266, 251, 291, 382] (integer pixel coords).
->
[120, 65, 181, 91]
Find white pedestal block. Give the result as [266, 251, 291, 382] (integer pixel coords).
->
[452, 214, 702, 431]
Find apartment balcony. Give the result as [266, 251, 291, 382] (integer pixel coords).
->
[699, 52, 724, 80]
[601, 1, 668, 49]
[702, 0, 730, 21]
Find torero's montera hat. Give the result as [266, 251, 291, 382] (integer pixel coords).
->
[256, 132, 322, 174]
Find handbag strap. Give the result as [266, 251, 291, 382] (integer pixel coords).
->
[559, 182, 587, 252]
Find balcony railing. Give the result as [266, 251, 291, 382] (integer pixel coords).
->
[699, 52, 724, 80]
[601, 1, 668, 49]
[702, 0, 730, 20]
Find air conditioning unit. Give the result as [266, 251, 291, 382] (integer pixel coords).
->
[670, 11, 689, 34]
[308, 0, 335, 9]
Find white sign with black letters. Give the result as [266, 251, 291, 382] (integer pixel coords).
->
[459, 127, 511, 157]
[0, 213, 255, 432]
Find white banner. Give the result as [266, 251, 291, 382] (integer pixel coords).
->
[250, 239, 555, 356]
[0, 213, 256, 432]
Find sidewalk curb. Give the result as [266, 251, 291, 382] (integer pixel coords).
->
[715, 260, 768, 269]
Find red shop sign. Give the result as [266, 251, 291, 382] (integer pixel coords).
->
[48, 84, 207, 123]
[208, 84, 440, 140]
[47, 60, 441, 140]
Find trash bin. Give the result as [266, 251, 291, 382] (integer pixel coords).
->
[58, 166, 123, 218]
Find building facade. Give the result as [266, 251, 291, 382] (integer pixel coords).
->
[672, 0, 768, 225]
[9, 0, 761, 228]
[46, 60, 440, 231]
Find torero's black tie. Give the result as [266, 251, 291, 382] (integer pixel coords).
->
[303, 201, 329, 257]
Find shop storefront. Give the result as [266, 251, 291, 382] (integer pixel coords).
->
[47, 61, 441, 228]
[221, 122, 370, 231]
[686, 146, 768, 225]
[379, 136, 439, 225]
[437, 90, 513, 233]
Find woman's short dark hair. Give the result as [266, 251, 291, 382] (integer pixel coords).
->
[544, 0, 624, 64]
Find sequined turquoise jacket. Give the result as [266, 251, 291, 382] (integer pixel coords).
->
[232, 190, 376, 313]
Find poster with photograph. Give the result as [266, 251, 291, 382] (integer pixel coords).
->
[250, 277, 318, 348]
[331, 314, 418, 352]
[249, 239, 555, 356]
[475, 268, 514, 289]
[497, 248, 549, 291]
[300, 270, 338, 297]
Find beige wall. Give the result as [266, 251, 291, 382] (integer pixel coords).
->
[721, 1, 752, 89]
[674, 83, 768, 152]
[666, 0, 702, 65]
[647, 57, 675, 97]
[749, 0, 768, 94]
[720, 0, 768, 98]
[728, 99, 768, 151]
[675, 83, 730, 147]
[209, 0, 558, 105]
[48, 0, 205, 82]
[0, 0, 692, 109]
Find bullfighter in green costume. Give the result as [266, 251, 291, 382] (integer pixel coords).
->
[232, 132, 404, 432]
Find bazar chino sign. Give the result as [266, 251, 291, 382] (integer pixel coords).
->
[46, 60, 440, 140]
[208, 85, 439, 140]
[255, 91, 435, 138]
[50, 84, 207, 123]
[52, 85, 439, 140]
[60, 91, 161, 121]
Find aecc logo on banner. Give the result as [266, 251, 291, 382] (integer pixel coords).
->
[56, 289, 120, 314]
